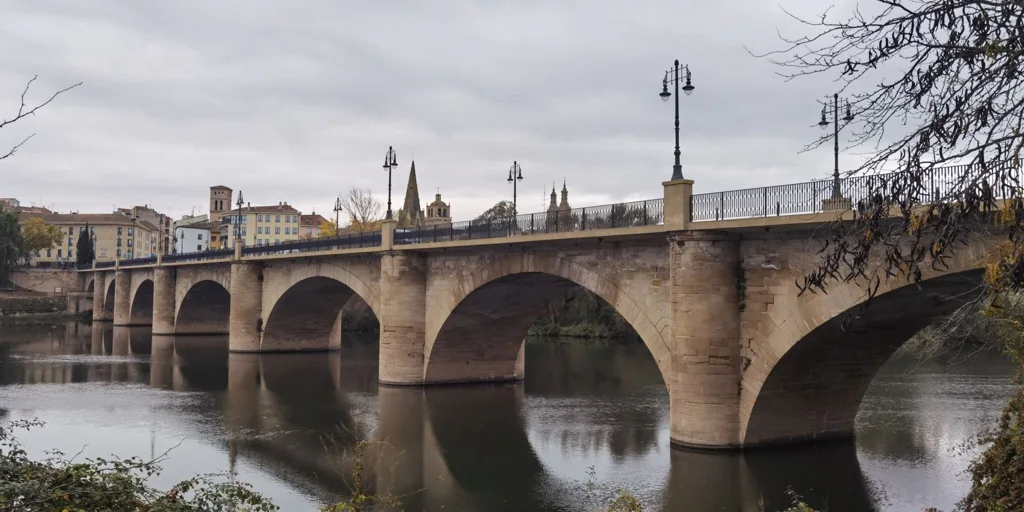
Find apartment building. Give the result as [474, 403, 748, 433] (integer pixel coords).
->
[220, 202, 303, 247]
[22, 213, 161, 266]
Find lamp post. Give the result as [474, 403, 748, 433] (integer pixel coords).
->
[816, 93, 855, 199]
[507, 161, 523, 216]
[383, 146, 398, 220]
[130, 214, 137, 260]
[659, 60, 695, 181]
[234, 190, 244, 243]
[333, 196, 343, 234]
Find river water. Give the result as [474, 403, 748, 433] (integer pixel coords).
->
[0, 323, 1017, 511]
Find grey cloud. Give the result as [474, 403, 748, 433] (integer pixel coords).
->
[1, 0, 860, 221]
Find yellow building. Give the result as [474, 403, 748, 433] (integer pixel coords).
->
[22, 213, 161, 267]
[220, 202, 303, 247]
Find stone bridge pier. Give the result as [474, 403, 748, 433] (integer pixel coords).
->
[88, 185, 991, 449]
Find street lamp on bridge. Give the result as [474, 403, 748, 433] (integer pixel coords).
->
[383, 146, 398, 220]
[507, 161, 523, 216]
[816, 93, 855, 199]
[659, 60, 695, 182]
[234, 190, 244, 243]
[333, 196, 343, 233]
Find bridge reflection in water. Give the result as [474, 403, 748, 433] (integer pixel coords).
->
[0, 323, 901, 511]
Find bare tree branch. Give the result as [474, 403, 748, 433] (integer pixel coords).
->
[1, 75, 81, 161]
[338, 188, 383, 231]
[756, 0, 1024, 320]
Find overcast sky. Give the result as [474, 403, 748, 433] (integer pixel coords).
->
[0, 0, 859, 222]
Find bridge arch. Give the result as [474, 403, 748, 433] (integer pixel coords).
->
[103, 277, 116, 319]
[175, 280, 231, 335]
[260, 260, 381, 352]
[128, 271, 155, 326]
[739, 240, 990, 447]
[423, 254, 670, 385]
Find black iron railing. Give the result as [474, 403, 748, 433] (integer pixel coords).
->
[117, 255, 158, 267]
[395, 198, 664, 245]
[242, 231, 382, 257]
[690, 163, 1020, 222]
[162, 248, 234, 264]
[94, 261, 116, 269]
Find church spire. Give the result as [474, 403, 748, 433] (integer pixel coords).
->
[548, 182, 558, 210]
[559, 179, 569, 209]
[400, 160, 423, 226]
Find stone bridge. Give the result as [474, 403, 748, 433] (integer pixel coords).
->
[76, 177, 996, 449]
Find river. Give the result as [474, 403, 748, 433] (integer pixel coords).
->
[0, 323, 1017, 511]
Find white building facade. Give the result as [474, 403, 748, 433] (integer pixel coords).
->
[174, 223, 211, 254]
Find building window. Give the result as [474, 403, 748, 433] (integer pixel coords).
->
[118, 227, 123, 235]
[257, 227, 263, 234]
[241, 227, 247, 236]
[275, 239, 280, 244]
[57, 249, 61, 258]
[284, 227, 290, 235]
[127, 227, 133, 236]
[68, 249, 73, 258]
[90, 227, 95, 234]
[117, 249, 121, 257]
[275, 227, 280, 234]
[117, 238, 122, 247]
[257, 214, 262, 222]
[306, 228, 312, 235]
[67, 238, 72, 246]
[127, 239, 133, 247]
[198, 233, 203, 240]
[197, 244, 202, 251]
[68, 226, 74, 235]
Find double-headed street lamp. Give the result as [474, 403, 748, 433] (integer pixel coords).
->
[234, 190, 245, 242]
[333, 196, 343, 232]
[383, 146, 398, 220]
[659, 60, 695, 181]
[507, 161, 523, 216]
[816, 93, 855, 199]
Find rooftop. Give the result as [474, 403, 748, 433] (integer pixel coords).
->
[300, 214, 329, 226]
[22, 212, 161, 231]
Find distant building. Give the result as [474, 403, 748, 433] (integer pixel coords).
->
[396, 161, 452, 227]
[300, 212, 330, 239]
[117, 205, 171, 254]
[220, 202, 302, 247]
[209, 185, 233, 249]
[425, 193, 451, 225]
[546, 181, 572, 231]
[21, 212, 161, 267]
[0, 198, 52, 215]
[173, 214, 209, 228]
[173, 221, 211, 254]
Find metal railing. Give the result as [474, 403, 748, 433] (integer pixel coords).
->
[394, 198, 664, 245]
[690, 163, 1019, 222]
[242, 231, 382, 257]
[162, 248, 234, 264]
[95, 261, 116, 269]
[117, 255, 158, 267]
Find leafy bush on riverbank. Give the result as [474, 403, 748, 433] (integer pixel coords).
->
[0, 296, 66, 315]
[0, 419, 277, 511]
[528, 288, 640, 340]
[956, 294, 1024, 512]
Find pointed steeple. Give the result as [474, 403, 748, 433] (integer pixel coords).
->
[559, 179, 569, 209]
[548, 182, 558, 211]
[400, 161, 423, 226]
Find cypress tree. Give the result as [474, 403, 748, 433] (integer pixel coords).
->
[76, 224, 94, 267]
